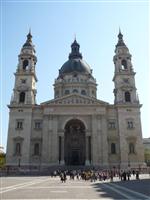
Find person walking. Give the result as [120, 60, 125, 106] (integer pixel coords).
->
[127, 171, 131, 180]
[136, 171, 139, 180]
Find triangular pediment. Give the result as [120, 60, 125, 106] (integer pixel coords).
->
[41, 94, 109, 106]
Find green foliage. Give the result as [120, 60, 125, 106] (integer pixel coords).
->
[0, 153, 6, 167]
[144, 148, 150, 166]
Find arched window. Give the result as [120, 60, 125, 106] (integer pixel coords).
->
[129, 143, 135, 154]
[127, 120, 134, 129]
[81, 90, 86, 95]
[65, 90, 70, 95]
[34, 143, 40, 156]
[111, 143, 116, 154]
[125, 91, 131, 102]
[73, 89, 78, 93]
[15, 143, 21, 155]
[92, 90, 95, 96]
[23, 60, 29, 70]
[74, 47, 77, 52]
[121, 59, 127, 70]
[55, 90, 59, 98]
[19, 92, 25, 103]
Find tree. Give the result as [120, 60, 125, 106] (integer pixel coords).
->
[0, 146, 6, 168]
[144, 148, 150, 166]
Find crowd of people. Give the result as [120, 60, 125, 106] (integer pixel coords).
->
[51, 169, 140, 183]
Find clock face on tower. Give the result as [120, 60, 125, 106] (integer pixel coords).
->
[123, 78, 129, 84]
[118, 49, 122, 54]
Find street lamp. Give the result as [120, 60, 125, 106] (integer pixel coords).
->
[128, 158, 130, 167]
[18, 157, 21, 168]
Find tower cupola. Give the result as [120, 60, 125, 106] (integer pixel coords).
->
[17, 30, 37, 73]
[23, 30, 33, 48]
[116, 29, 126, 48]
[10, 31, 37, 105]
[113, 31, 139, 105]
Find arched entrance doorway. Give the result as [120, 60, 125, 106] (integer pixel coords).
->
[64, 119, 86, 165]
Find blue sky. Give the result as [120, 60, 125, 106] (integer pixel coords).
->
[1, 1, 149, 151]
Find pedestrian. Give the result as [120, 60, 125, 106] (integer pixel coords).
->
[127, 171, 131, 180]
[110, 171, 113, 182]
[122, 171, 126, 181]
[136, 171, 139, 180]
[132, 170, 135, 176]
[60, 172, 66, 183]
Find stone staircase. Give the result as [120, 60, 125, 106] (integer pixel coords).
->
[3, 165, 109, 176]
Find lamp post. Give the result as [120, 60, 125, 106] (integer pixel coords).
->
[128, 158, 130, 167]
[128, 153, 130, 172]
[39, 154, 41, 172]
[18, 157, 21, 168]
[139, 164, 141, 173]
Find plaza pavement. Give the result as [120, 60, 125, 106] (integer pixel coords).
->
[0, 174, 150, 199]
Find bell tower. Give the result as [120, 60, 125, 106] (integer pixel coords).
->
[113, 30, 139, 105]
[11, 30, 37, 105]
[113, 30, 145, 168]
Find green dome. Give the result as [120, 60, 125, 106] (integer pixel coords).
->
[59, 39, 92, 76]
[60, 58, 91, 75]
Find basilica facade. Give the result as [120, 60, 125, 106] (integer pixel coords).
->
[6, 31, 145, 169]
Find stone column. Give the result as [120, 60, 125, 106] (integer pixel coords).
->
[97, 115, 102, 165]
[51, 116, 58, 164]
[101, 115, 109, 167]
[60, 136, 65, 165]
[85, 136, 90, 165]
[91, 115, 98, 164]
[48, 116, 53, 164]
[41, 115, 49, 165]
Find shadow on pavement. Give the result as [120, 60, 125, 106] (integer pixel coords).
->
[92, 179, 150, 199]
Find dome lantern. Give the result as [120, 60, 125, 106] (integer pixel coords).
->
[58, 39, 93, 77]
[69, 39, 83, 60]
